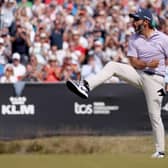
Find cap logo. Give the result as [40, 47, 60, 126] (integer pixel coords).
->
[144, 16, 151, 20]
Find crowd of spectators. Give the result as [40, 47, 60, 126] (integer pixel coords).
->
[0, 0, 168, 83]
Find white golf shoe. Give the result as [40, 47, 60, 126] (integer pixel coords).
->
[151, 151, 165, 159]
[66, 79, 90, 99]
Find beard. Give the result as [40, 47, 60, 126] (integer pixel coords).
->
[134, 24, 145, 34]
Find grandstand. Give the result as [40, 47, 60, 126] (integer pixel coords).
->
[0, 0, 167, 83]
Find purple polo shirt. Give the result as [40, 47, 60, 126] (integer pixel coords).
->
[127, 30, 168, 76]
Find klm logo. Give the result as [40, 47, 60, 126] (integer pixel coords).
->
[1, 97, 35, 115]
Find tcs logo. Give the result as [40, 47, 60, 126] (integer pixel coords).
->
[74, 102, 93, 114]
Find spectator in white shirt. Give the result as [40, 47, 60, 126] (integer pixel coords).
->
[81, 55, 97, 79]
[1, 0, 16, 28]
[12, 52, 26, 81]
[32, 0, 45, 17]
[0, 63, 17, 83]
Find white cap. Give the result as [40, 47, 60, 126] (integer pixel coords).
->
[48, 55, 57, 61]
[65, 15, 74, 25]
[72, 30, 80, 35]
[12, 53, 20, 60]
[0, 37, 4, 44]
[4, 64, 13, 73]
[40, 33, 47, 38]
[94, 40, 103, 46]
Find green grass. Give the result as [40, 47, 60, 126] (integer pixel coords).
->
[0, 154, 167, 168]
[0, 135, 168, 168]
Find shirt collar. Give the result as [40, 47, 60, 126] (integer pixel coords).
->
[139, 29, 159, 39]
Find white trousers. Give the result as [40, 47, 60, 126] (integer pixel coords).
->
[86, 61, 165, 152]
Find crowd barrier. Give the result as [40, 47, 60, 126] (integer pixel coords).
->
[0, 83, 168, 140]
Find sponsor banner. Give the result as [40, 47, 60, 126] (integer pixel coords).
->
[74, 102, 119, 115]
[1, 97, 35, 115]
[0, 83, 167, 139]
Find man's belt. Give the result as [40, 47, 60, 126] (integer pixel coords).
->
[143, 71, 164, 77]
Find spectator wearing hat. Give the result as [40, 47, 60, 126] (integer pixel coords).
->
[91, 40, 106, 70]
[12, 52, 26, 81]
[0, 63, 17, 83]
[42, 55, 61, 82]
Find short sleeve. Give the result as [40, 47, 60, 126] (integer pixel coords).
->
[162, 35, 168, 59]
[127, 35, 138, 58]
